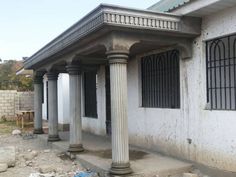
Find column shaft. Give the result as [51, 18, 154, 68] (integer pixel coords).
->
[47, 72, 60, 142]
[67, 65, 84, 152]
[107, 51, 132, 175]
[33, 75, 44, 134]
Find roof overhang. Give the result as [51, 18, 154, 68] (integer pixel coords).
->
[16, 68, 33, 76]
[24, 4, 201, 70]
[171, 0, 236, 17]
[148, 0, 191, 12]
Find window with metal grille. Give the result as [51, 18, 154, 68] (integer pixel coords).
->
[84, 71, 98, 118]
[141, 49, 180, 108]
[206, 34, 236, 110]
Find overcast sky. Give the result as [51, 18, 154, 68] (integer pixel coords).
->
[0, 0, 158, 61]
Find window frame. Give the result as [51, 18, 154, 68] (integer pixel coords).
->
[205, 33, 236, 111]
[139, 49, 181, 109]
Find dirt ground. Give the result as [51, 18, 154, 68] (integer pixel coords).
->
[0, 120, 85, 177]
[0, 121, 210, 177]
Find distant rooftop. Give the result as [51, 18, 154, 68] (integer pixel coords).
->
[148, 0, 191, 12]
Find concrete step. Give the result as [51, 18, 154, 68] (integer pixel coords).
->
[37, 133, 193, 177]
[74, 150, 193, 177]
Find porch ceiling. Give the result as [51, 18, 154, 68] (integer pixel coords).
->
[24, 4, 201, 70]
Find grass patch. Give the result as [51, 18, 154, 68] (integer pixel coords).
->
[0, 120, 17, 134]
[0, 120, 16, 126]
[0, 120, 34, 135]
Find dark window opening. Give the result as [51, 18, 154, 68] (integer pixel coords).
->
[42, 81, 44, 104]
[141, 49, 180, 108]
[84, 71, 98, 118]
[206, 34, 236, 110]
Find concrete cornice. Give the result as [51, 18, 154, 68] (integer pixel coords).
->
[24, 4, 201, 69]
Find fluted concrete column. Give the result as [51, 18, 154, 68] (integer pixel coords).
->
[66, 65, 84, 153]
[47, 72, 60, 142]
[33, 75, 44, 134]
[107, 50, 132, 175]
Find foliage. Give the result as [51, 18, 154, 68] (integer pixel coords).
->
[0, 60, 33, 91]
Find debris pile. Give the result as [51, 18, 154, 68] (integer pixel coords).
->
[0, 130, 94, 177]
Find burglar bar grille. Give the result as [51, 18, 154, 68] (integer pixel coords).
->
[206, 34, 236, 110]
[84, 71, 98, 118]
[141, 49, 180, 108]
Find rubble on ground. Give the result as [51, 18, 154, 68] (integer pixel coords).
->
[0, 146, 16, 167]
[0, 163, 8, 173]
[12, 129, 21, 136]
[74, 171, 99, 177]
[183, 173, 199, 177]
[0, 134, 87, 177]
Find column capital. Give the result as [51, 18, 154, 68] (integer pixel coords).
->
[106, 50, 129, 64]
[66, 65, 81, 75]
[47, 72, 58, 80]
[33, 75, 43, 84]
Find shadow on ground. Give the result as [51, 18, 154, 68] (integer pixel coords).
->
[82, 149, 149, 161]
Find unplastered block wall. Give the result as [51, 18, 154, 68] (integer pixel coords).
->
[0, 90, 34, 119]
[0, 90, 18, 119]
[18, 92, 34, 111]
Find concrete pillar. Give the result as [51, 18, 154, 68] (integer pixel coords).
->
[107, 50, 132, 175]
[33, 75, 44, 134]
[66, 65, 84, 152]
[47, 72, 60, 142]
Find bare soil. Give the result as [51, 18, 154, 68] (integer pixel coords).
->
[0, 121, 84, 177]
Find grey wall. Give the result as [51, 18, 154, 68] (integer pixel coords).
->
[0, 90, 34, 119]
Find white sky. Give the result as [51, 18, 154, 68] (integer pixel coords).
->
[0, 0, 159, 61]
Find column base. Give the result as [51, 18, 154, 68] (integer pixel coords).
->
[110, 162, 132, 175]
[68, 144, 84, 153]
[48, 135, 60, 142]
[33, 128, 44, 134]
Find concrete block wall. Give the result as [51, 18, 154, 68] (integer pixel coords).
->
[0, 90, 18, 119]
[0, 90, 34, 119]
[18, 92, 34, 111]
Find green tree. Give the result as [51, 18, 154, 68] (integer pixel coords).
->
[0, 60, 33, 91]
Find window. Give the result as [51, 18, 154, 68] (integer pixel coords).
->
[141, 49, 180, 108]
[206, 34, 236, 110]
[84, 71, 97, 118]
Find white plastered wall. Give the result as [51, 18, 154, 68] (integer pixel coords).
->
[127, 5, 236, 172]
[82, 65, 107, 136]
[57, 74, 70, 125]
[42, 75, 48, 120]
[42, 73, 70, 125]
